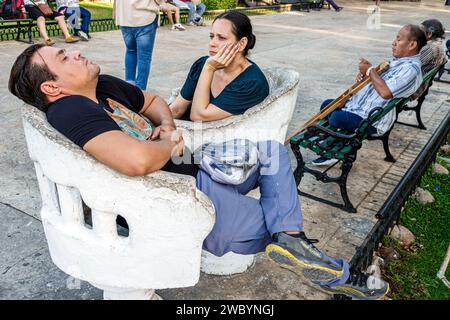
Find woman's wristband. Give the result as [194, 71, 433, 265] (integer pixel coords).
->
[366, 66, 374, 77]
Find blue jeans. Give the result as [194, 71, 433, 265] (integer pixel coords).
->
[321, 99, 377, 135]
[120, 19, 158, 90]
[196, 140, 350, 286]
[325, 0, 340, 10]
[185, 2, 206, 22]
[62, 6, 91, 35]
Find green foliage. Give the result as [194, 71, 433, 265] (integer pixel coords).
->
[80, 1, 113, 19]
[383, 136, 450, 300]
[203, 0, 238, 10]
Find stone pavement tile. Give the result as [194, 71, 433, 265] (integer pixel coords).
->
[354, 207, 378, 220]
[380, 177, 400, 187]
[0, 203, 103, 300]
[0, 203, 332, 300]
[159, 254, 330, 300]
[373, 184, 395, 197]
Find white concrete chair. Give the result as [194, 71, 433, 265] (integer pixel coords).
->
[22, 105, 217, 300]
[169, 67, 300, 151]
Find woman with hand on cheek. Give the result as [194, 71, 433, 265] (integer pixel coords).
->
[170, 11, 269, 122]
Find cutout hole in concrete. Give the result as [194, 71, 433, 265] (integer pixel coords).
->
[116, 215, 129, 238]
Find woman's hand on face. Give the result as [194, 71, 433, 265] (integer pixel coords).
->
[205, 43, 240, 71]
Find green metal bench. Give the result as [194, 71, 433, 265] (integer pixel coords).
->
[0, 18, 33, 43]
[159, 8, 190, 26]
[436, 50, 450, 82]
[298, 0, 330, 12]
[289, 97, 406, 213]
[0, 17, 117, 43]
[396, 64, 447, 130]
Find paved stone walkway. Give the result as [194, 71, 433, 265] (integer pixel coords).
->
[1, 0, 449, 299]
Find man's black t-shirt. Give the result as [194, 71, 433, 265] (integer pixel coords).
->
[46, 74, 145, 148]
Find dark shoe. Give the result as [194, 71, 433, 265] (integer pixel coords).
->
[77, 31, 89, 41]
[336, 7, 343, 12]
[320, 271, 389, 300]
[266, 232, 345, 282]
[311, 156, 338, 166]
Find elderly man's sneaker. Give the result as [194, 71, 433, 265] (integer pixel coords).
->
[77, 31, 89, 41]
[65, 35, 79, 43]
[320, 271, 389, 300]
[311, 156, 339, 166]
[266, 232, 344, 282]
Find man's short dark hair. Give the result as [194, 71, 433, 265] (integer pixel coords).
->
[405, 24, 428, 52]
[9, 44, 57, 111]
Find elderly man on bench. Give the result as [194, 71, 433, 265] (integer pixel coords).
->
[311, 24, 426, 166]
[9, 44, 390, 300]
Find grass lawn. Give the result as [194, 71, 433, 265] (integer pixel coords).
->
[80, 1, 113, 19]
[383, 136, 450, 300]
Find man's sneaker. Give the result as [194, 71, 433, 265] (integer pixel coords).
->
[194, 17, 204, 26]
[77, 31, 89, 41]
[320, 271, 389, 300]
[310, 156, 339, 166]
[174, 23, 186, 31]
[65, 35, 79, 43]
[187, 21, 196, 26]
[266, 232, 345, 282]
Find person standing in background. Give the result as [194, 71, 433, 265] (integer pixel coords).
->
[114, 0, 159, 90]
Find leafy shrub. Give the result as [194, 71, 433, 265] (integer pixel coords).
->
[203, 0, 238, 10]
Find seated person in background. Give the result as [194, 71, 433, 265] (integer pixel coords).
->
[56, 0, 92, 41]
[9, 43, 390, 300]
[172, 0, 205, 26]
[158, 0, 185, 31]
[411, 19, 448, 98]
[312, 24, 426, 166]
[325, 0, 343, 12]
[24, 0, 79, 46]
[170, 11, 269, 122]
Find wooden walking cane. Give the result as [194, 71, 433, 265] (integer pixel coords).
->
[285, 61, 390, 144]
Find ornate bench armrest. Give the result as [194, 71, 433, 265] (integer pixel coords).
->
[308, 123, 357, 140]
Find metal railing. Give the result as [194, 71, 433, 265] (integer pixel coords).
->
[349, 110, 450, 273]
[33, 18, 118, 38]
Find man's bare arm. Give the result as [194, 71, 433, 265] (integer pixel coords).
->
[83, 130, 177, 176]
[139, 92, 176, 128]
[359, 58, 393, 100]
